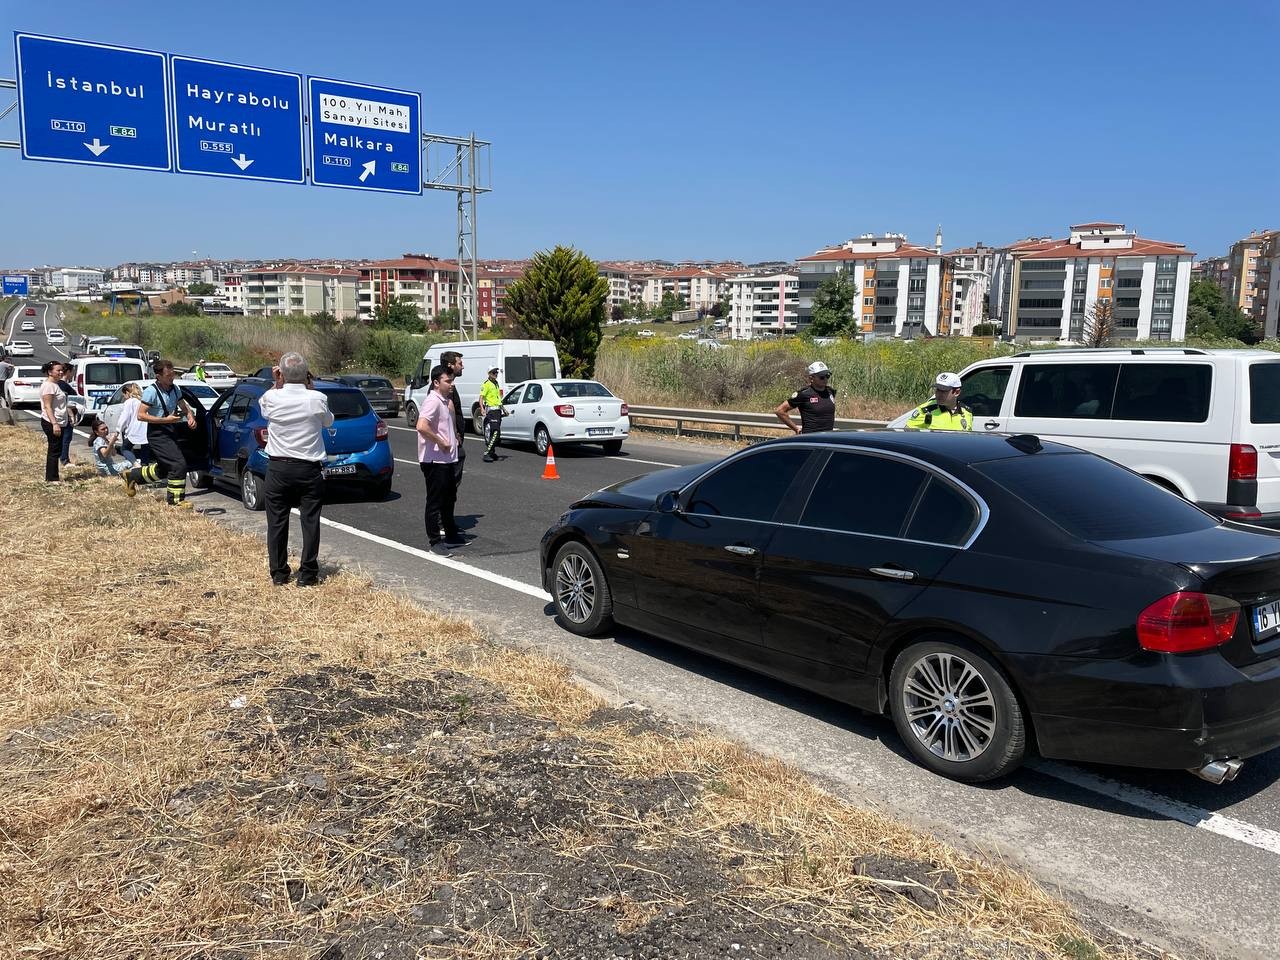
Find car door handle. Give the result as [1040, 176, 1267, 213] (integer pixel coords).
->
[984, 420, 1000, 430]
[724, 545, 757, 556]
[870, 566, 916, 581]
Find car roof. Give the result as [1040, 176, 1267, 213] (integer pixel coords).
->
[760, 429, 1078, 468]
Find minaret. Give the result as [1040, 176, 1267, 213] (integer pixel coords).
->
[935, 224, 943, 254]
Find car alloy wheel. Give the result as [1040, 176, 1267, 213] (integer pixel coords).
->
[901, 650, 996, 763]
[556, 553, 595, 624]
[551, 542, 613, 635]
[535, 425, 551, 456]
[241, 469, 264, 511]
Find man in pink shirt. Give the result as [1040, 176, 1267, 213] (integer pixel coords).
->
[416, 364, 461, 556]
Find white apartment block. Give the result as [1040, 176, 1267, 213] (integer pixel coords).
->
[49, 267, 105, 291]
[944, 245, 996, 336]
[358, 255, 459, 323]
[642, 268, 729, 309]
[242, 265, 358, 320]
[218, 273, 245, 314]
[597, 263, 634, 313]
[727, 273, 799, 339]
[994, 223, 1193, 341]
[797, 234, 952, 337]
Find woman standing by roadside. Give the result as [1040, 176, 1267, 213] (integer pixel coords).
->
[118, 382, 151, 465]
[416, 364, 461, 557]
[38, 360, 68, 481]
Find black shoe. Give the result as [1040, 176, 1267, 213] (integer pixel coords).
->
[296, 578, 318, 588]
[444, 534, 467, 546]
[429, 541, 452, 557]
[272, 570, 292, 586]
[482, 454, 495, 462]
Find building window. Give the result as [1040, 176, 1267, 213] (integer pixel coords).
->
[864, 297, 874, 306]
[1099, 278, 1112, 289]
[1071, 297, 1085, 314]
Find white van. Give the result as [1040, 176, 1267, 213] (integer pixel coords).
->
[90, 342, 146, 361]
[887, 348, 1280, 526]
[68, 355, 148, 416]
[404, 339, 561, 433]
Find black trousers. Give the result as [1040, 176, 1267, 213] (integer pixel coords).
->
[452, 433, 466, 490]
[421, 461, 458, 545]
[483, 409, 502, 455]
[147, 426, 189, 504]
[40, 419, 61, 481]
[265, 459, 324, 582]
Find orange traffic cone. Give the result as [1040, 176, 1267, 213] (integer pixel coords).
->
[541, 444, 560, 480]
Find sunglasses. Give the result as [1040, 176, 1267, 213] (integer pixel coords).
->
[813, 373, 831, 380]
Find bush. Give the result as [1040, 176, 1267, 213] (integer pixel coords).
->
[308, 320, 366, 374]
[356, 330, 425, 378]
[971, 322, 999, 336]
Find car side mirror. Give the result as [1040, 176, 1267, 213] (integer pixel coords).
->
[656, 490, 681, 514]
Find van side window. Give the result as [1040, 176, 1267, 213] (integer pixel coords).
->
[506, 357, 531, 383]
[1014, 364, 1119, 419]
[1112, 364, 1211, 423]
[531, 357, 557, 379]
[959, 366, 1011, 417]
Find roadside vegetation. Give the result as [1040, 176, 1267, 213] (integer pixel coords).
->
[0, 427, 1148, 960]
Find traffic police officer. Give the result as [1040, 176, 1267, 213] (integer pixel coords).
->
[480, 365, 504, 462]
[906, 372, 972, 431]
[775, 361, 837, 434]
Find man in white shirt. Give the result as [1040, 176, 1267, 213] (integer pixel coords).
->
[259, 352, 334, 587]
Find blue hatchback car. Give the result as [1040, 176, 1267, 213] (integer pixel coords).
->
[192, 378, 394, 510]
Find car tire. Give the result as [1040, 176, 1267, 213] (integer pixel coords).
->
[372, 476, 393, 501]
[535, 424, 552, 457]
[240, 468, 265, 511]
[404, 401, 418, 428]
[601, 439, 623, 455]
[551, 541, 613, 636]
[472, 406, 485, 436]
[888, 637, 1026, 782]
[189, 469, 213, 490]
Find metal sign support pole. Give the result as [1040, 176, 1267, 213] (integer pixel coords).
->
[423, 132, 491, 342]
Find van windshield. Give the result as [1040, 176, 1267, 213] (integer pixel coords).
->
[1249, 363, 1280, 424]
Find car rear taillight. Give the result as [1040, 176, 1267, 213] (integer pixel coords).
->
[1138, 591, 1240, 653]
[554, 403, 575, 418]
[254, 426, 268, 447]
[1229, 443, 1257, 482]
[620, 403, 630, 416]
[76, 374, 85, 393]
[375, 418, 388, 440]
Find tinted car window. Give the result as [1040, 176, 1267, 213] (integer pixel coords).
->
[1014, 364, 1119, 419]
[1250, 363, 1280, 424]
[327, 390, 372, 420]
[1112, 364, 1211, 423]
[226, 392, 252, 421]
[687, 448, 810, 522]
[353, 377, 392, 390]
[552, 382, 613, 398]
[503, 386, 524, 405]
[84, 363, 146, 385]
[960, 366, 1011, 417]
[977, 452, 1217, 541]
[800, 452, 927, 537]
[523, 383, 544, 403]
[905, 477, 979, 546]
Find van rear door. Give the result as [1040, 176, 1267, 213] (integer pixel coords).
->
[1243, 360, 1280, 517]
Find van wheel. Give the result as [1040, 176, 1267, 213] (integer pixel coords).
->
[404, 401, 418, 428]
[240, 469, 265, 511]
[472, 406, 485, 436]
[535, 425, 552, 456]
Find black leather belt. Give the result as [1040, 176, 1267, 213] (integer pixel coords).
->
[269, 456, 320, 464]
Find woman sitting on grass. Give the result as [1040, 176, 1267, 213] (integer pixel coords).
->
[89, 421, 135, 477]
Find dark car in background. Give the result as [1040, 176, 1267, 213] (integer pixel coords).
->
[325, 373, 400, 419]
[540, 431, 1280, 785]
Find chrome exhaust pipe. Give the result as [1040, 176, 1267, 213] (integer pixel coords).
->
[1189, 758, 1243, 784]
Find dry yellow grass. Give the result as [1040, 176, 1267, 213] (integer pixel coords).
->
[0, 426, 1166, 959]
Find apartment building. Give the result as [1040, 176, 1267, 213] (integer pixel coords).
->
[991, 222, 1192, 341]
[727, 272, 800, 339]
[358, 254, 459, 323]
[242, 265, 359, 319]
[218, 273, 245, 314]
[1226, 230, 1278, 324]
[796, 233, 953, 337]
[597, 262, 637, 314]
[45, 266, 106, 291]
[945, 244, 996, 336]
[641, 267, 730, 310]
[1193, 255, 1231, 292]
[478, 264, 524, 327]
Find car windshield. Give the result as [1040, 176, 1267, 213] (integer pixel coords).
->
[327, 390, 373, 420]
[551, 382, 614, 398]
[353, 377, 392, 390]
[976, 451, 1217, 541]
[182, 384, 219, 398]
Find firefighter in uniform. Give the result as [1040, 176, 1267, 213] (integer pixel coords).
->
[775, 361, 837, 434]
[906, 372, 972, 431]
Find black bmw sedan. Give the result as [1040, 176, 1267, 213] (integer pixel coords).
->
[539, 431, 1280, 783]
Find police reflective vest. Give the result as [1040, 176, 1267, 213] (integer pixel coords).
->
[905, 400, 972, 431]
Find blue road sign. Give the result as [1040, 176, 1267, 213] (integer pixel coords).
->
[14, 33, 172, 171]
[308, 77, 421, 195]
[2, 275, 30, 296]
[171, 56, 304, 184]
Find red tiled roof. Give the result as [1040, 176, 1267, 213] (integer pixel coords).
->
[659, 267, 721, 278]
[797, 242, 941, 262]
[242, 263, 358, 278]
[1020, 237, 1194, 260]
[361, 257, 460, 272]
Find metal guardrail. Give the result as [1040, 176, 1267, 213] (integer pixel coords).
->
[626, 404, 888, 442]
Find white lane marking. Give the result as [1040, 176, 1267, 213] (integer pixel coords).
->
[1031, 760, 1280, 857]
[295, 509, 552, 602]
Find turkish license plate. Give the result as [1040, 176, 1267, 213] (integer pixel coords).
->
[587, 427, 613, 436]
[322, 464, 357, 477]
[1253, 599, 1280, 641]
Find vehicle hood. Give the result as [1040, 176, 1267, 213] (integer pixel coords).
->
[1101, 522, 1280, 602]
[573, 462, 708, 509]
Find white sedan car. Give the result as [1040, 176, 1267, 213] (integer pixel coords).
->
[3, 365, 46, 406]
[47, 328, 66, 344]
[498, 379, 630, 455]
[4, 340, 34, 357]
[20, 320, 35, 332]
[96, 379, 221, 435]
[193, 362, 238, 391]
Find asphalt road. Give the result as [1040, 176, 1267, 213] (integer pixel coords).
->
[9, 299, 1280, 958]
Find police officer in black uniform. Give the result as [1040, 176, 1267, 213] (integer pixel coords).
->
[775, 361, 837, 434]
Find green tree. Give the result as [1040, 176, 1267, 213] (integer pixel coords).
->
[655, 291, 687, 320]
[433, 306, 461, 331]
[168, 300, 200, 316]
[503, 245, 608, 378]
[374, 295, 423, 332]
[187, 281, 217, 296]
[610, 304, 626, 323]
[710, 292, 732, 319]
[1187, 279, 1256, 342]
[808, 268, 860, 337]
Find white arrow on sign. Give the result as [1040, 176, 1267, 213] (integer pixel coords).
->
[232, 154, 254, 171]
[83, 139, 110, 157]
[359, 160, 376, 183]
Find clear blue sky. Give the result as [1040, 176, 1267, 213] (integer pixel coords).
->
[2, 0, 1276, 267]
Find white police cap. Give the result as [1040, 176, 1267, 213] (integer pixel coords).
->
[935, 372, 962, 389]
